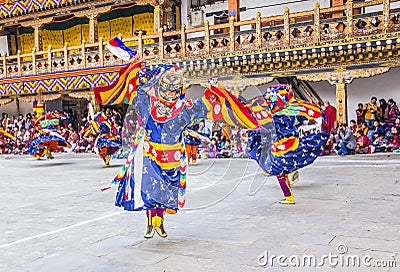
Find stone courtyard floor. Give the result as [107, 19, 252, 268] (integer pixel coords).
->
[0, 153, 399, 271]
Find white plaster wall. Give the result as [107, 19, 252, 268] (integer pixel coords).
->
[0, 100, 32, 117]
[365, 2, 400, 13]
[46, 99, 63, 112]
[239, 0, 331, 21]
[0, 35, 9, 56]
[0, 99, 65, 116]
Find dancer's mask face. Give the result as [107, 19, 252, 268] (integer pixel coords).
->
[156, 72, 183, 106]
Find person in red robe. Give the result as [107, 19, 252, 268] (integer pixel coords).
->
[323, 101, 337, 133]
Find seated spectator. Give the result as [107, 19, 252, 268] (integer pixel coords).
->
[322, 24, 330, 34]
[208, 138, 220, 158]
[4, 138, 13, 154]
[387, 99, 400, 126]
[60, 127, 70, 141]
[221, 140, 233, 158]
[162, 24, 174, 41]
[372, 134, 388, 153]
[24, 115, 33, 131]
[16, 114, 25, 130]
[212, 122, 222, 138]
[355, 120, 363, 134]
[355, 130, 370, 154]
[14, 139, 25, 155]
[357, 121, 369, 137]
[349, 119, 357, 135]
[198, 120, 211, 139]
[218, 135, 226, 150]
[336, 123, 357, 155]
[67, 127, 79, 152]
[379, 117, 389, 134]
[233, 129, 244, 154]
[387, 126, 399, 152]
[7, 115, 16, 130]
[221, 123, 232, 141]
[329, 120, 340, 151]
[372, 120, 385, 141]
[394, 117, 400, 129]
[304, 26, 313, 36]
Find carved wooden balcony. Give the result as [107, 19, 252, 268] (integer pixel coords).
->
[1, 0, 400, 85]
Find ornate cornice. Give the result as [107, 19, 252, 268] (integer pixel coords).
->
[297, 67, 390, 84]
[198, 76, 273, 93]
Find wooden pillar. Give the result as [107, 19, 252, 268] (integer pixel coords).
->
[228, 0, 240, 22]
[81, 40, 86, 68]
[33, 25, 42, 51]
[76, 100, 83, 127]
[346, 0, 354, 38]
[32, 48, 37, 74]
[204, 20, 210, 55]
[255, 12, 262, 48]
[2, 52, 7, 78]
[47, 45, 52, 73]
[16, 97, 20, 115]
[383, 0, 390, 33]
[137, 31, 143, 58]
[284, 7, 290, 46]
[17, 50, 21, 76]
[158, 28, 164, 59]
[175, 5, 181, 29]
[314, 3, 321, 43]
[99, 37, 104, 66]
[180, 24, 186, 57]
[63, 42, 69, 70]
[88, 14, 98, 43]
[153, 4, 162, 34]
[335, 83, 348, 124]
[229, 16, 235, 54]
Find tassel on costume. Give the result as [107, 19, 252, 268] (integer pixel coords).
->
[288, 170, 299, 185]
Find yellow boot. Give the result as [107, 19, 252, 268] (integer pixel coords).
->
[152, 210, 167, 238]
[279, 195, 295, 204]
[104, 155, 111, 167]
[46, 149, 54, 159]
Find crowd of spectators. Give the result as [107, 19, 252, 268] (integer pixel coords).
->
[195, 121, 247, 159]
[1, 96, 399, 158]
[326, 97, 400, 155]
[0, 107, 124, 155]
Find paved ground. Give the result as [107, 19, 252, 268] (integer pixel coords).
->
[0, 152, 399, 272]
